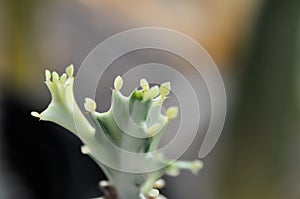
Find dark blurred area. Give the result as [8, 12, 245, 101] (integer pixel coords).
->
[1, 93, 104, 199]
[0, 0, 299, 199]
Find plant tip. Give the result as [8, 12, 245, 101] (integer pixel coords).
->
[140, 78, 149, 91]
[66, 64, 74, 77]
[84, 98, 97, 112]
[166, 107, 178, 120]
[31, 111, 40, 118]
[143, 85, 159, 100]
[45, 70, 51, 81]
[160, 82, 171, 97]
[81, 145, 91, 154]
[114, 75, 123, 91]
[148, 189, 159, 198]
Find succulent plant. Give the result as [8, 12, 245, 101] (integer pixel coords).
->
[31, 65, 202, 199]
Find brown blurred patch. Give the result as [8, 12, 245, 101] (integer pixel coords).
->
[79, 0, 261, 67]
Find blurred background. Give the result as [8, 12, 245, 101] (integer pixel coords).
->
[0, 0, 300, 199]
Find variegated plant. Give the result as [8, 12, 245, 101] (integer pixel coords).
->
[31, 65, 202, 199]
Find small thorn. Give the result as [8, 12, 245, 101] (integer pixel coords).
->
[191, 160, 203, 174]
[66, 64, 74, 77]
[143, 86, 159, 100]
[140, 78, 149, 91]
[52, 71, 59, 82]
[81, 145, 91, 154]
[99, 181, 117, 199]
[45, 70, 51, 81]
[99, 180, 110, 188]
[153, 179, 165, 189]
[160, 82, 170, 97]
[166, 107, 178, 120]
[60, 73, 67, 84]
[84, 98, 97, 112]
[31, 111, 40, 118]
[114, 76, 123, 91]
[148, 189, 159, 198]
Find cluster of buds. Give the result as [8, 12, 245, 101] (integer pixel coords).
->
[32, 65, 202, 199]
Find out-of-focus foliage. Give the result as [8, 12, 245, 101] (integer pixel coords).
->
[217, 0, 300, 198]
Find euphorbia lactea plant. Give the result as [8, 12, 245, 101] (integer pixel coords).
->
[32, 65, 202, 199]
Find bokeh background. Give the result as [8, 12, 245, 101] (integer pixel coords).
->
[0, 0, 300, 199]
